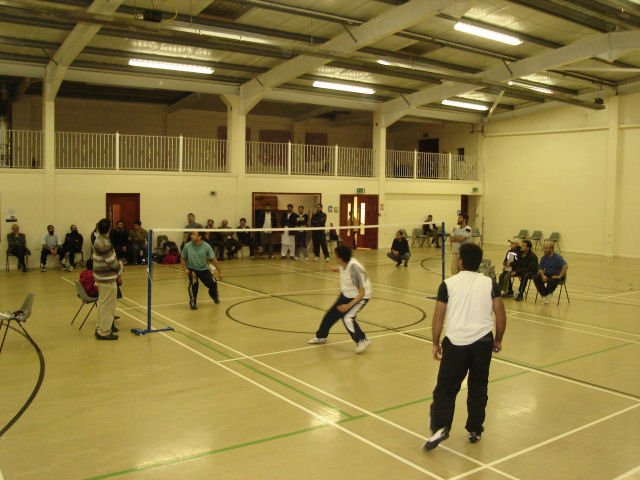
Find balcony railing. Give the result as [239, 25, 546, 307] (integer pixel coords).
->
[0, 130, 43, 168]
[385, 150, 477, 181]
[1, 130, 478, 181]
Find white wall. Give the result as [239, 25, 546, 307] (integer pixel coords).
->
[481, 91, 640, 258]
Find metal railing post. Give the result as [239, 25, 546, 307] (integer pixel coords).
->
[334, 144, 339, 176]
[287, 141, 292, 175]
[448, 153, 452, 180]
[114, 132, 120, 171]
[413, 149, 418, 179]
[178, 134, 184, 172]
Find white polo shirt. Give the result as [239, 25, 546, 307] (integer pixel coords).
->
[438, 270, 498, 345]
[340, 258, 372, 299]
[451, 225, 473, 252]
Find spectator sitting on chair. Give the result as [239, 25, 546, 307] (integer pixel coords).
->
[220, 219, 240, 259]
[40, 224, 66, 272]
[511, 240, 538, 302]
[128, 221, 148, 265]
[533, 242, 568, 304]
[236, 218, 255, 258]
[110, 221, 129, 263]
[205, 219, 226, 261]
[387, 230, 411, 267]
[63, 224, 84, 270]
[7, 223, 29, 272]
[498, 239, 521, 297]
[424, 215, 441, 248]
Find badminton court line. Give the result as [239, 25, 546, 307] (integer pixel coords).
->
[266, 263, 640, 342]
[611, 465, 640, 480]
[114, 308, 447, 480]
[448, 403, 640, 480]
[216, 267, 638, 401]
[121, 296, 517, 480]
[217, 326, 431, 364]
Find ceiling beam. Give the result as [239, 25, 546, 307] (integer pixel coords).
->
[379, 30, 638, 126]
[294, 107, 337, 122]
[238, 0, 470, 112]
[44, 0, 124, 99]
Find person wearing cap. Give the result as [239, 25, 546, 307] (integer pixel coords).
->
[498, 239, 521, 297]
[449, 212, 473, 276]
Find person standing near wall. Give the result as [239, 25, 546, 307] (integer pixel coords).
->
[93, 218, 123, 341]
[311, 203, 330, 262]
[256, 204, 277, 259]
[424, 243, 506, 450]
[294, 205, 309, 260]
[449, 212, 472, 276]
[281, 203, 297, 260]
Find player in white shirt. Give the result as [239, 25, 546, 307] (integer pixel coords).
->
[424, 243, 507, 451]
[308, 246, 372, 354]
[450, 212, 473, 275]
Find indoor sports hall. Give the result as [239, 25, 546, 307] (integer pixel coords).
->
[0, 1, 639, 480]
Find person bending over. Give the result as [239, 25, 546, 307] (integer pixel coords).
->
[387, 230, 411, 267]
[181, 231, 222, 310]
[533, 242, 568, 304]
[308, 246, 371, 354]
[424, 243, 506, 451]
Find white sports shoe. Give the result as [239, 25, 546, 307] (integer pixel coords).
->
[314, 257, 319, 262]
[355, 338, 371, 354]
[325, 257, 330, 262]
[307, 337, 327, 345]
[423, 428, 449, 451]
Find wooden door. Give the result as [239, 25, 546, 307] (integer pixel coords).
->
[305, 132, 328, 145]
[106, 193, 140, 230]
[339, 194, 379, 249]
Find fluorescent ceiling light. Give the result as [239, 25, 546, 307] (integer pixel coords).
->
[128, 58, 214, 74]
[442, 99, 488, 111]
[454, 22, 523, 46]
[508, 80, 554, 95]
[312, 80, 375, 95]
[377, 59, 392, 66]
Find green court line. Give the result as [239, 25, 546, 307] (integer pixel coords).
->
[118, 300, 355, 420]
[541, 341, 634, 369]
[82, 424, 327, 480]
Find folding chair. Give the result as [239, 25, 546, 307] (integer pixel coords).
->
[0, 293, 35, 354]
[544, 232, 561, 252]
[472, 228, 483, 246]
[530, 275, 570, 305]
[411, 228, 428, 247]
[514, 229, 528, 240]
[71, 281, 98, 330]
[529, 231, 543, 250]
[5, 250, 31, 271]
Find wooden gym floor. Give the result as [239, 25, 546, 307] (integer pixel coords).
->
[1, 244, 639, 480]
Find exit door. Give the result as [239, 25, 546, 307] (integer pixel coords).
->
[106, 193, 140, 230]
[339, 194, 379, 249]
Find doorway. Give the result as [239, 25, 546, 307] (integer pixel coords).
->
[339, 194, 379, 249]
[106, 193, 140, 230]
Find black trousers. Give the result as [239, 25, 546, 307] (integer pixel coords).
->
[40, 248, 64, 266]
[430, 333, 493, 434]
[8, 246, 27, 267]
[498, 271, 514, 294]
[65, 246, 83, 267]
[316, 294, 368, 343]
[533, 274, 560, 296]
[261, 232, 274, 257]
[225, 238, 241, 258]
[312, 231, 329, 258]
[188, 269, 218, 303]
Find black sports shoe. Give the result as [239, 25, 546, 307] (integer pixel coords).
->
[468, 431, 481, 443]
[423, 428, 449, 451]
[189, 300, 197, 310]
[213, 296, 220, 304]
[515, 294, 524, 302]
[95, 332, 118, 341]
[111, 322, 119, 333]
[396, 261, 401, 267]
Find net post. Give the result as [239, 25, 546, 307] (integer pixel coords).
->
[441, 221, 446, 282]
[131, 228, 175, 336]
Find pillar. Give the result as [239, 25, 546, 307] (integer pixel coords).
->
[42, 65, 60, 224]
[373, 112, 387, 233]
[221, 95, 248, 222]
[603, 96, 623, 257]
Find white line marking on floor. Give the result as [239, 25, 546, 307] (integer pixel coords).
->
[611, 464, 640, 480]
[114, 307, 447, 480]
[121, 296, 515, 480]
[448, 403, 640, 480]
